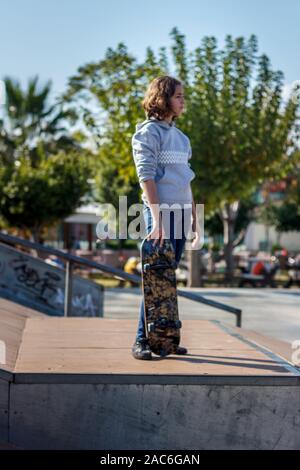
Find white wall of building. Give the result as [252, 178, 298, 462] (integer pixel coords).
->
[244, 222, 300, 251]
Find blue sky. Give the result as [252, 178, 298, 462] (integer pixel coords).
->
[0, 0, 299, 101]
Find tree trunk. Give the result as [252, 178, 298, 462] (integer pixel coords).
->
[30, 225, 42, 258]
[265, 224, 270, 252]
[276, 231, 281, 246]
[187, 248, 203, 287]
[221, 202, 239, 285]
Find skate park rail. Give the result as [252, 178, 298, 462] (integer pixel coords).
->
[0, 232, 242, 326]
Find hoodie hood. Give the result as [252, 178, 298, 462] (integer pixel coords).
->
[135, 116, 176, 132]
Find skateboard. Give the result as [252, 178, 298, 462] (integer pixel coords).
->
[140, 237, 182, 356]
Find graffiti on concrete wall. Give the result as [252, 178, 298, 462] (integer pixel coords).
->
[0, 243, 103, 317]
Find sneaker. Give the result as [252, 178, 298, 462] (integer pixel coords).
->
[175, 345, 188, 355]
[132, 338, 153, 360]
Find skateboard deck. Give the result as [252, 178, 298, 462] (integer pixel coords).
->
[140, 237, 182, 356]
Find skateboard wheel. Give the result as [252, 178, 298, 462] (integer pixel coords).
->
[175, 320, 182, 329]
[143, 263, 150, 273]
[159, 318, 168, 327]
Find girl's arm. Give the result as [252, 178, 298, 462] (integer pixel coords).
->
[191, 193, 197, 231]
[191, 192, 201, 248]
[142, 178, 167, 246]
[141, 179, 161, 223]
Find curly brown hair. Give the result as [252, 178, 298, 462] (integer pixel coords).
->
[142, 76, 182, 121]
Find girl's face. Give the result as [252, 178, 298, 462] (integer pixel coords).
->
[169, 84, 185, 118]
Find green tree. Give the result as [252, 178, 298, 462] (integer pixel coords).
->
[205, 195, 257, 245]
[176, 31, 300, 281]
[258, 158, 300, 244]
[0, 150, 92, 244]
[268, 203, 300, 233]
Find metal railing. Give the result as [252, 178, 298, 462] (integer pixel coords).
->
[0, 232, 242, 326]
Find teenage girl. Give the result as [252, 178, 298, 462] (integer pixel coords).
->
[131, 75, 199, 360]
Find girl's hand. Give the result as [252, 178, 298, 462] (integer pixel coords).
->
[191, 218, 201, 250]
[146, 219, 168, 248]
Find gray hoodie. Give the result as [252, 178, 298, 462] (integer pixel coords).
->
[131, 117, 195, 208]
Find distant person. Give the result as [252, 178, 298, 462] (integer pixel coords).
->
[124, 256, 140, 276]
[45, 255, 64, 269]
[70, 236, 81, 250]
[251, 260, 265, 275]
[123, 256, 140, 287]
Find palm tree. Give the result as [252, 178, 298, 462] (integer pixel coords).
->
[0, 75, 80, 166]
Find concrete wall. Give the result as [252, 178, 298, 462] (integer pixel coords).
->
[0, 242, 104, 317]
[7, 382, 300, 450]
[0, 378, 9, 442]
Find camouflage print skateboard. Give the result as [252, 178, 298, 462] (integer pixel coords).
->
[140, 237, 182, 357]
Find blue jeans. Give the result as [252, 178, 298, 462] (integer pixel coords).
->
[136, 204, 190, 340]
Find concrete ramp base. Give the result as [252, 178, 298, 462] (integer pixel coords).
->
[9, 381, 300, 450]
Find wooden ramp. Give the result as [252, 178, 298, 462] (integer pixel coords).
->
[1, 297, 300, 450]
